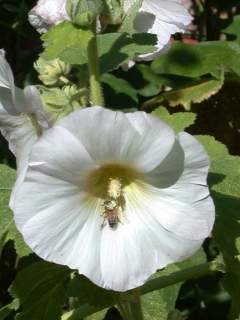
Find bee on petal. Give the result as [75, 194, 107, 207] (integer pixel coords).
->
[101, 178, 123, 229]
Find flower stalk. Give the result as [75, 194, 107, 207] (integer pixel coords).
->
[129, 290, 144, 320]
[87, 21, 104, 106]
[118, 289, 144, 320]
[117, 301, 133, 320]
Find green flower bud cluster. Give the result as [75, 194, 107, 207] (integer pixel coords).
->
[40, 85, 86, 123]
[67, 0, 103, 27]
[101, 0, 124, 25]
[66, 0, 125, 28]
[35, 58, 71, 87]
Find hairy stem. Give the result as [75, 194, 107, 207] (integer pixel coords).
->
[87, 22, 104, 106]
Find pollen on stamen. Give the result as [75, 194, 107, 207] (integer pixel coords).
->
[84, 163, 142, 199]
[108, 178, 122, 199]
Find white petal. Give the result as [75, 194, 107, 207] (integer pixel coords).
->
[29, 0, 69, 33]
[158, 132, 214, 208]
[142, 133, 215, 240]
[133, 0, 192, 60]
[141, 0, 192, 28]
[100, 218, 157, 291]
[100, 188, 202, 291]
[0, 50, 33, 115]
[126, 111, 175, 171]
[24, 86, 50, 128]
[9, 166, 28, 210]
[0, 50, 15, 89]
[136, 183, 211, 240]
[161, 132, 215, 230]
[146, 139, 184, 188]
[0, 103, 37, 173]
[0, 87, 17, 115]
[59, 107, 175, 172]
[58, 107, 143, 167]
[121, 59, 136, 71]
[64, 200, 104, 286]
[178, 132, 210, 185]
[0, 50, 18, 115]
[13, 167, 104, 286]
[0, 104, 38, 208]
[136, 38, 171, 62]
[28, 125, 96, 186]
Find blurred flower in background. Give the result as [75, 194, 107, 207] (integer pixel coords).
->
[29, 0, 69, 33]
[124, 0, 192, 60]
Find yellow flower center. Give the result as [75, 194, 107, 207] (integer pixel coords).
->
[84, 163, 142, 200]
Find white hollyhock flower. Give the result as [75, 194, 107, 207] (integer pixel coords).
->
[29, 0, 69, 33]
[0, 50, 48, 174]
[12, 106, 214, 292]
[124, 0, 192, 61]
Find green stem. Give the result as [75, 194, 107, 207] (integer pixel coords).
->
[87, 22, 104, 106]
[117, 301, 133, 320]
[141, 262, 216, 295]
[61, 261, 220, 320]
[129, 290, 144, 320]
[61, 304, 102, 320]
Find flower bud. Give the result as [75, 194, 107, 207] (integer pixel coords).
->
[40, 85, 84, 122]
[101, 0, 124, 25]
[66, 0, 103, 27]
[35, 58, 71, 87]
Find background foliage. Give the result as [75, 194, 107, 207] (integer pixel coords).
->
[0, 0, 240, 319]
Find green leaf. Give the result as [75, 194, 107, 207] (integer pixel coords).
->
[41, 21, 93, 65]
[137, 64, 194, 98]
[42, 22, 157, 72]
[85, 309, 107, 320]
[98, 32, 156, 73]
[196, 136, 240, 320]
[67, 274, 117, 309]
[0, 300, 19, 320]
[142, 249, 206, 320]
[101, 73, 138, 102]
[198, 136, 240, 198]
[0, 165, 31, 257]
[151, 41, 240, 78]
[144, 77, 224, 111]
[10, 261, 70, 320]
[152, 107, 196, 133]
[224, 15, 240, 41]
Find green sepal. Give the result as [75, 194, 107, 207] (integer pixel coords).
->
[101, 0, 124, 25]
